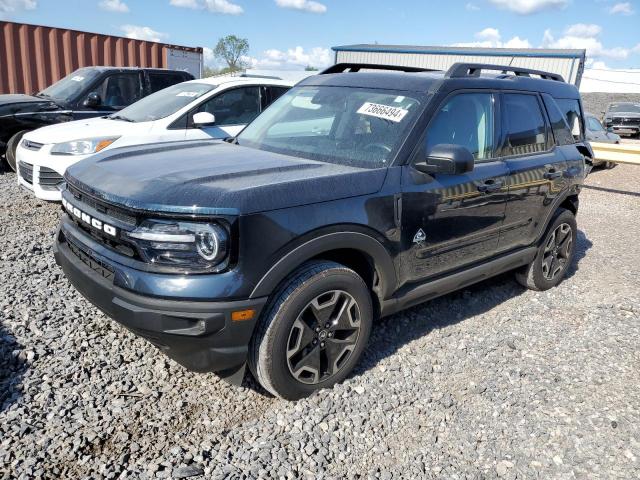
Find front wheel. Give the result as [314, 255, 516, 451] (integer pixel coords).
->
[5, 130, 28, 172]
[250, 261, 372, 400]
[516, 208, 577, 291]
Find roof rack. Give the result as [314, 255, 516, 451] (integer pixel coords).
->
[445, 63, 565, 82]
[320, 63, 437, 74]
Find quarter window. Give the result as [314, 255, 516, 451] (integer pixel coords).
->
[425, 93, 495, 161]
[196, 86, 261, 126]
[542, 95, 575, 146]
[556, 98, 584, 141]
[501, 94, 548, 156]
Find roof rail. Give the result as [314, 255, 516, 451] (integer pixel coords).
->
[445, 63, 565, 82]
[321, 63, 437, 74]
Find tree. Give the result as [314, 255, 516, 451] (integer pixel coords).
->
[214, 35, 249, 72]
[304, 65, 319, 71]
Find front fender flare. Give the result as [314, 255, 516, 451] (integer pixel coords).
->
[250, 231, 397, 300]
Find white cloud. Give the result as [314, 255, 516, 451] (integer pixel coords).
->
[466, 2, 480, 11]
[243, 46, 332, 70]
[99, 0, 128, 12]
[455, 28, 532, 49]
[275, 0, 327, 13]
[120, 24, 168, 42]
[543, 24, 632, 60]
[488, 0, 568, 15]
[0, 0, 36, 16]
[609, 2, 634, 15]
[169, 0, 243, 14]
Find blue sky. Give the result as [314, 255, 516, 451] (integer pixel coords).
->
[1, 0, 639, 70]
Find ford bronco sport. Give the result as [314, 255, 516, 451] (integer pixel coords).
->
[54, 63, 591, 400]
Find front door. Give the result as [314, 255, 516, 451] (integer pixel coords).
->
[399, 92, 509, 285]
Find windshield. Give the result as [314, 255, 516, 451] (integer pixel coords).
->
[38, 68, 102, 102]
[237, 86, 423, 168]
[608, 103, 640, 114]
[111, 82, 215, 123]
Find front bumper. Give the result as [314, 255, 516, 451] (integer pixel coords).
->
[54, 225, 267, 382]
[611, 125, 639, 135]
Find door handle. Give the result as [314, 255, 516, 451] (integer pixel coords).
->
[477, 179, 503, 193]
[543, 169, 563, 180]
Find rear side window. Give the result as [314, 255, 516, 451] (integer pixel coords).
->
[425, 93, 496, 161]
[542, 94, 575, 146]
[149, 73, 188, 93]
[556, 98, 584, 141]
[501, 93, 548, 156]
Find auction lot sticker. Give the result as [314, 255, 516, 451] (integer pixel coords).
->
[357, 102, 409, 123]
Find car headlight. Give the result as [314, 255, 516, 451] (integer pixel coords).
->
[125, 220, 229, 272]
[51, 137, 119, 155]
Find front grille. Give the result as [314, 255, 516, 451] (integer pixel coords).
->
[18, 162, 33, 184]
[21, 139, 44, 151]
[67, 184, 137, 226]
[39, 166, 64, 191]
[613, 117, 640, 126]
[66, 235, 115, 281]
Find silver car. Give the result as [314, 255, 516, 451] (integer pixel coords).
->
[585, 113, 620, 169]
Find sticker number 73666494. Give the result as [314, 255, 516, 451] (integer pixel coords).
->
[357, 102, 409, 123]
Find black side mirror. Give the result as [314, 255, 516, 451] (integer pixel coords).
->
[414, 144, 475, 175]
[83, 92, 101, 108]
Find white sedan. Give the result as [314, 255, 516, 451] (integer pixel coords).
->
[16, 76, 293, 201]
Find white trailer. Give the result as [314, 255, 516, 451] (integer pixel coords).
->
[332, 45, 586, 87]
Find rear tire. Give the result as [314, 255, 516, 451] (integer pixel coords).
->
[516, 208, 577, 291]
[249, 260, 372, 400]
[5, 130, 28, 172]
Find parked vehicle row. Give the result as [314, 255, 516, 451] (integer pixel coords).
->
[1, 67, 195, 172]
[49, 62, 592, 399]
[15, 76, 292, 201]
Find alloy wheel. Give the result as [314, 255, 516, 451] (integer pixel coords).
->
[541, 223, 573, 280]
[286, 290, 361, 385]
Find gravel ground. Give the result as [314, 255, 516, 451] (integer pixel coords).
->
[1, 159, 640, 479]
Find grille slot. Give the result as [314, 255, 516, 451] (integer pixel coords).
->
[66, 235, 115, 281]
[39, 166, 64, 191]
[18, 162, 34, 184]
[67, 184, 137, 226]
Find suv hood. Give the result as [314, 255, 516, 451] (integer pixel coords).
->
[0, 94, 60, 117]
[65, 141, 387, 215]
[25, 117, 151, 144]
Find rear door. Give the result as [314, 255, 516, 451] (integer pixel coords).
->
[497, 92, 569, 252]
[399, 91, 509, 283]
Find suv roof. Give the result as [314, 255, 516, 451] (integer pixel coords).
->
[300, 62, 580, 98]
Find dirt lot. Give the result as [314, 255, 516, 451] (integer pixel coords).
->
[1, 158, 639, 479]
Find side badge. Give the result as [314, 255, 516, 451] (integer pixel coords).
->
[413, 229, 426, 244]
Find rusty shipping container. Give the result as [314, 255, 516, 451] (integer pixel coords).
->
[0, 21, 203, 95]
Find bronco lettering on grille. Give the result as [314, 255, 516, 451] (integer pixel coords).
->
[62, 198, 118, 237]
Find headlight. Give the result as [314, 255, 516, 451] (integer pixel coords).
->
[125, 220, 229, 272]
[51, 137, 119, 155]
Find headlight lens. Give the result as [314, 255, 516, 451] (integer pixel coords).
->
[51, 137, 119, 155]
[125, 220, 229, 272]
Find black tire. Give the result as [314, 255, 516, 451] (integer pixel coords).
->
[516, 208, 577, 291]
[605, 161, 616, 169]
[249, 260, 373, 400]
[5, 130, 28, 172]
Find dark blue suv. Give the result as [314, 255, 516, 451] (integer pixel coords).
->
[54, 63, 591, 400]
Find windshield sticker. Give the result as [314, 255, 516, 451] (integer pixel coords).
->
[71, 76, 84, 82]
[394, 96, 406, 103]
[357, 102, 409, 123]
[177, 92, 200, 97]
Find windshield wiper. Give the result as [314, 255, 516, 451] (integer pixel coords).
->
[35, 92, 51, 98]
[109, 115, 135, 123]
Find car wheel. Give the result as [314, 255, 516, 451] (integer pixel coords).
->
[5, 130, 28, 172]
[516, 208, 577, 291]
[250, 260, 372, 400]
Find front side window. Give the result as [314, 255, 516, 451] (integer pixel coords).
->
[237, 86, 423, 168]
[587, 116, 604, 132]
[93, 74, 141, 109]
[196, 86, 261, 126]
[556, 98, 584, 141]
[110, 82, 214, 123]
[425, 93, 495, 161]
[501, 94, 548, 156]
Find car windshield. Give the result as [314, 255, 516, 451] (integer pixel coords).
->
[111, 82, 216, 123]
[237, 85, 423, 168]
[38, 68, 102, 102]
[608, 103, 640, 114]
